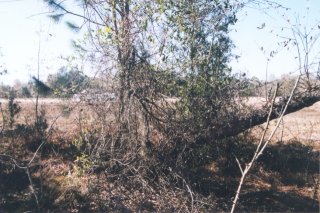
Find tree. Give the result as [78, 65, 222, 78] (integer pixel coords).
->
[41, 1, 244, 171]
[47, 66, 88, 97]
[21, 86, 32, 98]
[24, 0, 320, 211]
[44, 0, 162, 156]
[7, 89, 21, 129]
[156, 1, 239, 141]
[32, 76, 52, 97]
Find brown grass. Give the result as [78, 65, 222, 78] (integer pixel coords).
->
[251, 100, 320, 150]
[0, 98, 319, 212]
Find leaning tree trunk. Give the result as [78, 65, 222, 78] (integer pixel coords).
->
[214, 94, 320, 139]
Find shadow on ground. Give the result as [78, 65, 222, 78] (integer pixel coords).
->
[238, 190, 318, 212]
[183, 137, 319, 212]
[0, 135, 319, 212]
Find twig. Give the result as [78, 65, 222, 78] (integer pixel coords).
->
[27, 140, 46, 166]
[48, 0, 105, 26]
[235, 157, 244, 175]
[254, 83, 279, 159]
[0, 154, 40, 208]
[183, 179, 194, 213]
[26, 167, 39, 207]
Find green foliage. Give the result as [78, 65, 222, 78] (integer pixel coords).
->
[21, 86, 32, 98]
[72, 134, 89, 152]
[48, 13, 65, 23]
[7, 90, 21, 129]
[71, 127, 95, 176]
[74, 153, 93, 176]
[47, 66, 88, 98]
[155, 0, 239, 137]
[66, 21, 81, 32]
[237, 76, 262, 97]
[32, 76, 52, 97]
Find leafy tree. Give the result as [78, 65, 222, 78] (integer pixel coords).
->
[0, 84, 11, 98]
[21, 86, 32, 98]
[47, 66, 88, 97]
[32, 76, 52, 97]
[7, 89, 21, 129]
[42, 0, 243, 151]
[136, 0, 241, 142]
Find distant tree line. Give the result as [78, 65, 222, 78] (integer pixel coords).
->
[0, 66, 89, 98]
[0, 71, 317, 99]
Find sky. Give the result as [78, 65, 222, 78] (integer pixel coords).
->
[230, 0, 320, 80]
[0, 0, 319, 85]
[0, 0, 81, 85]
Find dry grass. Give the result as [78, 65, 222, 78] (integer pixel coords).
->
[251, 100, 320, 150]
[0, 97, 319, 212]
[241, 99, 320, 207]
[1, 98, 99, 134]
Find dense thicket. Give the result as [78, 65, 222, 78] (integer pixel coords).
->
[0, 0, 319, 212]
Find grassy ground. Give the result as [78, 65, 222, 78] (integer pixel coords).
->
[0, 98, 319, 212]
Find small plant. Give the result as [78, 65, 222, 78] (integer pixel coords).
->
[71, 127, 95, 176]
[35, 108, 48, 134]
[72, 135, 85, 151]
[7, 89, 21, 129]
[74, 153, 93, 176]
[60, 105, 72, 118]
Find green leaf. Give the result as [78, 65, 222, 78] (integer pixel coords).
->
[105, 26, 112, 33]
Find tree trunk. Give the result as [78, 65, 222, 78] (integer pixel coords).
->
[215, 95, 320, 139]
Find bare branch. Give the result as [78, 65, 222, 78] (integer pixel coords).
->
[230, 77, 299, 213]
[235, 157, 244, 175]
[46, 0, 105, 26]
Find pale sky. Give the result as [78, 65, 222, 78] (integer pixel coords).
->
[0, 0, 319, 85]
[230, 0, 320, 80]
[0, 0, 81, 85]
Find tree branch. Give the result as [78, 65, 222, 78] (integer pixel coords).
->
[215, 93, 320, 139]
[45, 0, 105, 26]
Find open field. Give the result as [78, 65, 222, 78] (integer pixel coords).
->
[3, 97, 319, 142]
[1, 98, 102, 133]
[250, 99, 320, 150]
